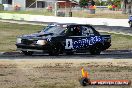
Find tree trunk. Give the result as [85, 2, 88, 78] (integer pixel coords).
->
[127, 0, 132, 15]
[122, 0, 132, 15]
[122, 0, 127, 14]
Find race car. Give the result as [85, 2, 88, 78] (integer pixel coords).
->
[16, 23, 111, 56]
[128, 15, 132, 27]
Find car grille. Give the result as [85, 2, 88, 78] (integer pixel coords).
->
[21, 39, 35, 45]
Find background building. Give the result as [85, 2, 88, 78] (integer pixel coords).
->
[1, 0, 25, 10]
[26, 0, 56, 8]
[0, 0, 78, 10]
[0, 0, 2, 4]
[0, 0, 56, 10]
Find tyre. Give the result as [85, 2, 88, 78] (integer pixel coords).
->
[22, 51, 33, 56]
[129, 21, 132, 27]
[80, 77, 90, 86]
[90, 44, 101, 55]
[65, 51, 74, 55]
[48, 46, 60, 56]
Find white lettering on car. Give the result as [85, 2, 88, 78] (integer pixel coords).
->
[65, 39, 73, 49]
[65, 36, 102, 49]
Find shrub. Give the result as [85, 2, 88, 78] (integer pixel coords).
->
[0, 4, 4, 11]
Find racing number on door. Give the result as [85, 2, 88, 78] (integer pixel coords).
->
[65, 39, 73, 49]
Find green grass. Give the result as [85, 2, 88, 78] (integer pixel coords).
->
[0, 22, 132, 52]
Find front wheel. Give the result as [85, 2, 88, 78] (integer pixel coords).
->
[129, 21, 132, 27]
[90, 45, 101, 55]
[22, 51, 33, 56]
[48, 46, 60, 56]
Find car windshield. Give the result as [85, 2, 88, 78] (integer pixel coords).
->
[129, 16, 132, 20]
[41, 25, 66, 34]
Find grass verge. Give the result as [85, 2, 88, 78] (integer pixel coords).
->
[0, 10, 129, 19]
[0, 22, 43, 52]
[0, 10, 54, 16]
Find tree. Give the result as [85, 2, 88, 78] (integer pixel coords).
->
[112, 0, 121, 8]
[90, 0, 107, 6]
[121, 0, 132, 14]
[79, 0, 95, 8]
[79, 0, 88, 7]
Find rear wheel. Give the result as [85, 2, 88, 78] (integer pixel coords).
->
[22, 51, 33, 56]
[90, 44, 102, 55]
[66, 51, 74, 55]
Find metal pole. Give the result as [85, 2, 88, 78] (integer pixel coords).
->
[55, 0, 57, 16]
[36, 0, 37, 8]
[65, 1, 66, 17]
[69, 0, 72, 17]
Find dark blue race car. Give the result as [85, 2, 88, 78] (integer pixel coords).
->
[128, 16, 132, 27]
[16, 24, 111, 56]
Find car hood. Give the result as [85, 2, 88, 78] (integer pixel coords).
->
[20, 32, 54, 39]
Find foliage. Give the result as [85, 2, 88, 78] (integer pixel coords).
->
[79, 0, 88, 7]
[94, 0, 121, 8]
[95, 0, 107, 6]
[0, 4, 4, 11]
[0, 4, 3, 6]
[95, 0, 121, 8]
[112, 0, 121, 8]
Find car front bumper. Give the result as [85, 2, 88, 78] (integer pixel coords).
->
[16, 44, 49, 52]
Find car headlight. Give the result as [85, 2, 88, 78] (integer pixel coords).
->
[17, 38, 22, 43]
[36, 40, 47, 45]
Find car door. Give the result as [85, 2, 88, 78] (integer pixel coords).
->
[64, 25, 82, 50]
[81, 25, 102, 49]
[64, 25, 102, 50]
[64, 25, 89, 50]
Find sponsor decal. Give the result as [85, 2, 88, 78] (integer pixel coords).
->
[65, 36, 102, 49]
[80, 67, 131, 86]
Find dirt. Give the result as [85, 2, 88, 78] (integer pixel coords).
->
[0, 59, 132, 88]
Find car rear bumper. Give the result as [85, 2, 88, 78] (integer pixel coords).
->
[103, 42, 111, 50]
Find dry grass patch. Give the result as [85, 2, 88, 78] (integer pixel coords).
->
[0, 10, 129, 19]
[0, 61, 131, 88]
[0, 22, 43, 52]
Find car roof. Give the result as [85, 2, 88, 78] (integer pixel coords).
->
[48, 23, 93, 27]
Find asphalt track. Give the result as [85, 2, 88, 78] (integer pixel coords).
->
[0, 50, 132, 60]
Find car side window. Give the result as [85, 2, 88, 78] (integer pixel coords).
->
[82, 26, 94, 36]
[66, 26, 82, 36]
